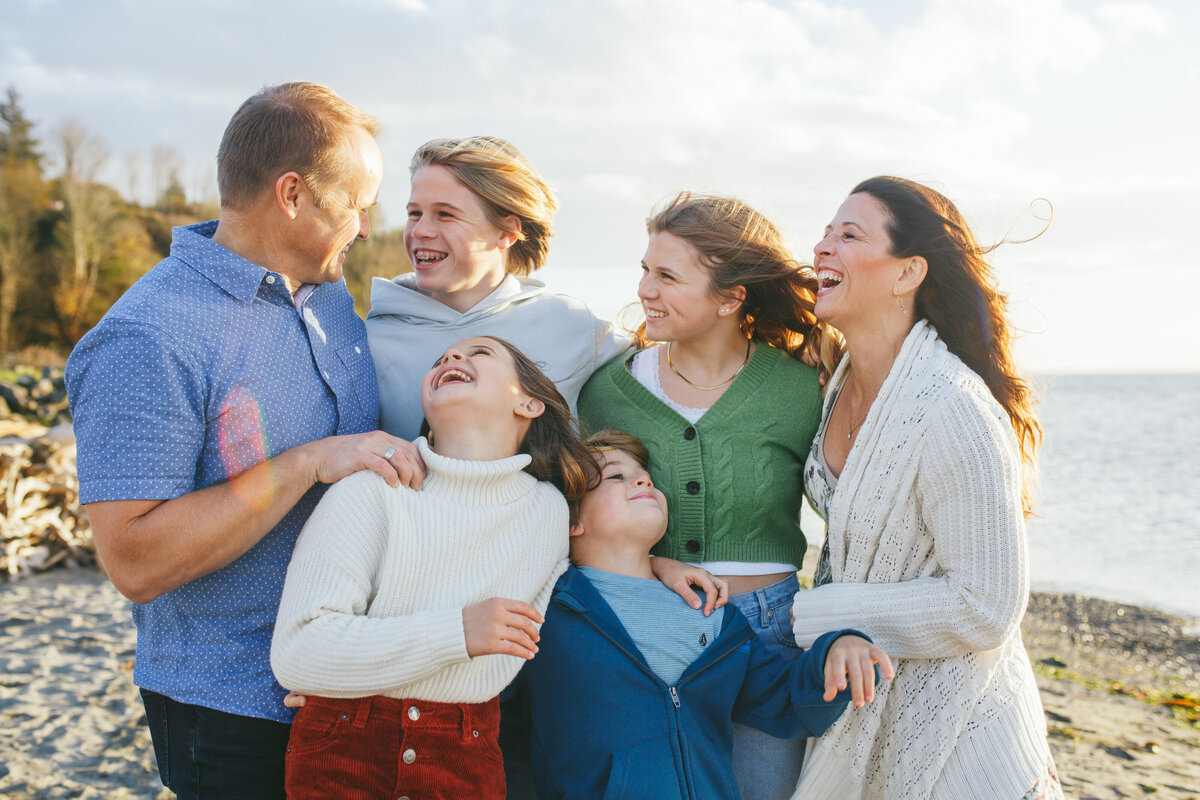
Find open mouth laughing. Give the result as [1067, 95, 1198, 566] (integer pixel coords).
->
[413, 248, 448, 269]
[434, 367, 472, 389]
[817, 269, 843, 295]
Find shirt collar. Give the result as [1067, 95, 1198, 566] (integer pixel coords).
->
[170, 220, 282, 305]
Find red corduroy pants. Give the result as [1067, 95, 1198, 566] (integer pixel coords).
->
[284, 695, 504, 800]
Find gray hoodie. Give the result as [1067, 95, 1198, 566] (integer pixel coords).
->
[366, 273, 630, 440]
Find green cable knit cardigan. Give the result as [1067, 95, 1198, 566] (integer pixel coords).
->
[577, 343, 822, 567]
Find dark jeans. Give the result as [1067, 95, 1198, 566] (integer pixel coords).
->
[140, 688, 291, 800]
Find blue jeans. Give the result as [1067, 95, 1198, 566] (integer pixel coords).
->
[728, 574, 806, 800]
[140, 688, 291, 800]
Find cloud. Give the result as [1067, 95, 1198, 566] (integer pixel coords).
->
[3, 0, 1196, 371]
[1096, 2, 1172, 40]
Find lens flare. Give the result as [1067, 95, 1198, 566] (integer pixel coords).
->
[218, 386, 274, 512]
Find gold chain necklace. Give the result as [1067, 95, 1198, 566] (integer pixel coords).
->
[842, 372, 870, 440]
[666, 339, 752, 391]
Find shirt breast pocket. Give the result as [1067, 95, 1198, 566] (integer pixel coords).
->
[334, 339, 379, 432]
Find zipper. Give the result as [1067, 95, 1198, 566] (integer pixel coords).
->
[574, 601, 753, 800]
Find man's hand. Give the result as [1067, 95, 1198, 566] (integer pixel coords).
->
[823, 635, 894, 707]
[309, 432, 425, 489]
[283, 692, 307, 708]
[649, 557, 729, 616]
[462, 598, 543, 660]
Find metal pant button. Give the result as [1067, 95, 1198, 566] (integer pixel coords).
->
[408, 705, 420, 721]
[402, 748, 416, 765]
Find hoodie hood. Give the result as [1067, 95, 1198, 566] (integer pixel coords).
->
[366, 273, 546, 328]
[365, 271, 630, 441]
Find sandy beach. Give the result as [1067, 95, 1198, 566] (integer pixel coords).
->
[1, 569, 1197, 800]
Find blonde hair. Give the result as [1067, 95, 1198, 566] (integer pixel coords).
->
[639, 192, 844, 379]
[217, 82, 380, 211]
[410, 137, 557, 276]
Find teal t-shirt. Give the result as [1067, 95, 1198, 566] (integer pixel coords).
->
[579, 566, 723, 686]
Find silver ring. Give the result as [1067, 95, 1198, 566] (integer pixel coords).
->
[382, 447, 396, 460]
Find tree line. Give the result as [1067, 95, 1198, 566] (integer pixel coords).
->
[0, 87, 408, 366]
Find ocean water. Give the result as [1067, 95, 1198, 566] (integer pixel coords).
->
[1026, 373, 1200, 619]
[800, 373, 1200, 620]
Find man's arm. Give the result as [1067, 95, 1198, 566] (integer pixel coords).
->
[88, 432, 423, 604]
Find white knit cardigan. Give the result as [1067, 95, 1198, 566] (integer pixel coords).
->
[271, 438, 569, 704]
[790, 321, 1051, 800]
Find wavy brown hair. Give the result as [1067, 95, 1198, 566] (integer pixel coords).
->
[852, 176, 1042, 513]
[483, 337, 597, 524]
[410, 137, 557, 277]
[637, 192, 843, 378]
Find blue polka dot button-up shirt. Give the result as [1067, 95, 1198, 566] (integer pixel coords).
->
[67, 221, 380, 722]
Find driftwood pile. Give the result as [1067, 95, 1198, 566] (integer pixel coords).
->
[1, 370, 93, 578]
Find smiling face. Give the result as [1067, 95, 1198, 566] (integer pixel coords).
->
[637, 231, 727, 343]
[812, 192, 913, 328]
[294, 127, 382, 286]
[405, 165, 514, 313]
[575, 448, 668, 546]
[421, 336, 536, 422]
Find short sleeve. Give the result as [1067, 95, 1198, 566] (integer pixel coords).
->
[67, 319, 207, 503]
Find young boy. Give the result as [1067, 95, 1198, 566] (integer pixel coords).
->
[516, 430, 893, 799]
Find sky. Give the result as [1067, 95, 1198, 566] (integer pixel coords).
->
[3, 0, 1197, 374]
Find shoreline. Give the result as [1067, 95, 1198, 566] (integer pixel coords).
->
[1, 568, 1197, 799]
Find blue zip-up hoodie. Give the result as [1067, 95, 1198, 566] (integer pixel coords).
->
[517, 567, 861, 799]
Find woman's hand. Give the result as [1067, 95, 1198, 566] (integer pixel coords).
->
[463, 597, 544, 659]
[824, 635, 895, 707]
[649, 557, 729, 616]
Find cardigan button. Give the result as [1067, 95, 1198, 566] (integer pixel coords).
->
[683, 426, 696, 440]
[685, 539, 700, 554]
[686, 480, 700, 494]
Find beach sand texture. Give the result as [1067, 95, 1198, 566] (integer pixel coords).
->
[1, 569, 1197, 800]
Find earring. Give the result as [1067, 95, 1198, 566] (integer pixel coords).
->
[896, 295, 910, 318]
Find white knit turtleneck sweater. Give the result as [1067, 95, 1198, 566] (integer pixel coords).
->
[271, 438, 569, 704]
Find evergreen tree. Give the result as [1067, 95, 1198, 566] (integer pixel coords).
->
[0, 87, 42, 167]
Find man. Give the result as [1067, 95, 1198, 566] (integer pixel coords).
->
[66, 82, 421, 799]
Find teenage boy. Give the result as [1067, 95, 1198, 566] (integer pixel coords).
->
[517, 430, 894, 799]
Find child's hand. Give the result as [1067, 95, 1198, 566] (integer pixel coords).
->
[649, 557, 729, 616]
[283, 691, 307, 708]
[463, 598, 544, 660]
[824, 635, 895, 707]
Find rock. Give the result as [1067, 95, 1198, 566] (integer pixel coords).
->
[32, 378, 56, 400]
[0, 382, 30, 412]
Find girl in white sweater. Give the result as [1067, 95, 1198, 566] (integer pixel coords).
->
[270, 335, 594, 800]
[791, 177, 1060, 800]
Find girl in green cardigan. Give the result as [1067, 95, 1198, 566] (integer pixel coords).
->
[577, 191, 841, 800]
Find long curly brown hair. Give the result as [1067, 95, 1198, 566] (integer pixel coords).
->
[634, 191, 843, 379]
[852, 176, 1042, 513]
